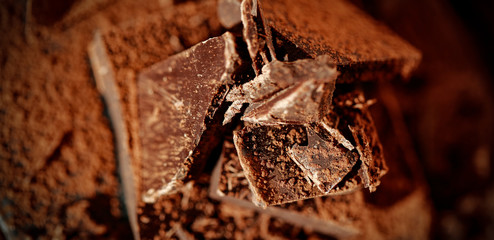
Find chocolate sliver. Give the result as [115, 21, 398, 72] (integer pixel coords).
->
[288, 127, 358, 193]
[138, 32, 241, 203]
[88, 31, 140, 240]
[240, 0, 276, 74]
[241, 0, 262, 74]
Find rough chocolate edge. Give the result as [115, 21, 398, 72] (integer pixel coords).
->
[262, 0, 422, 81]
[88, 31, 139, 240]
[209, 147, 360, 238]
[271, 29, 420, 83]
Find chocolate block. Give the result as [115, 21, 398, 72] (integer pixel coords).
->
[233, 89, 386, 206]
[138, 32, 242, 203]
[244, 0, 421, 82]
[209, 138, 361, 238]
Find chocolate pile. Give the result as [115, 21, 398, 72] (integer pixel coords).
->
[87, 0, 428, 238]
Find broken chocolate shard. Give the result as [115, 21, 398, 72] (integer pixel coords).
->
[257, 0, 421, 81]
[88, 31, 140, 240]
[224, 56, 338, 125]
[233, 90, 385, 206]
[288, 127, 358, 193]
[138, 32, 242, 203]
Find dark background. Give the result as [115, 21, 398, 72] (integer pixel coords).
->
[353, 0, 494, 239]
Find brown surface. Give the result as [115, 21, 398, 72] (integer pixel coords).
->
[7, 0, 491, 239]
[138, 173, 337, 240]
[258, 0, 421, 82]
[352, 0, 494, 238]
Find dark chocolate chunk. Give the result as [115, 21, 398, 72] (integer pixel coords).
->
[224, 55, 338, 124]
[209, 137, 361, 238]
[233, 90, 385, 206]
[137, 32, 242, 203]
[288, 127, 358, 193]
[255, 0, 421, 82]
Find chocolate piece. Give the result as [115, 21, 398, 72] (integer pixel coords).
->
[88, 32, 139, 240]
[209, 138, 360, 238]
[88, 4, 222, 237]
[249, 0, 421, 82]
[138, 32, 242, 203]
[233, 90, 385, 206]
[224, 56, 338, 124]
[211, 90, 431, 238]
[288, 127, 358, 193]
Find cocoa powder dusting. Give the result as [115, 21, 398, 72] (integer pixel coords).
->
[1, 0, 493, 239]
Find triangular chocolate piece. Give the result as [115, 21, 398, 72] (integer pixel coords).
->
[137, 32, 242, 203]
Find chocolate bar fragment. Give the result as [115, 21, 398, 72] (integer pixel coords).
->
[233, 89, 386, 206]
[224, 56, 338, 124]
[209, 138, 361, 238]
[244, 0, 421, 82]
[137, 32, 242, 203]
[289, 126, 358, 193]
